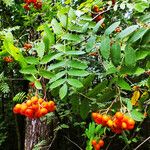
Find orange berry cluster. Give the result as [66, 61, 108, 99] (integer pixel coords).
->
[92, 112, 135, 134]
[115, 27, 121, 33]
[23, 43, 32, 50]
[91, 5, 103, 22]
[23, 0, 42, 11]
[112, 0, 116, 5]
[13, 96, 56, 119]
[3, 56, 13, 63]
[92, 139, 104, 150]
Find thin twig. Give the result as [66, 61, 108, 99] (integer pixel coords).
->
[106, 139, 113, 150]
[46, 133, 57, 150]
[77, 91, 94, 101]
[124, 76, 133, 85]
[97, 48, 106, 71]
[73, 36, 90, 46]
[133, 136, 150, 150]
[105, 99, 116, 114]
[64, 135, 83, 150]
[91, 8, 113, 21]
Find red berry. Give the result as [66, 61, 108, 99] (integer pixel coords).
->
[127, 125, 134, 130]
[25, 108, 34, 118]
[107, 119, 113, 128]
[26, 100, 32, 106]
[34, 109, 42, 118]
[102, 114, 109, 126]
[92, 140, 97, 146]
[23, 4, 30, 11]
[115, 112, 124, 120]
[95, 114, 102, 124]
[92, 5, 99, 12]
[92, 112, 97, 119]
[98, 139, 104, 147]
[48, 101, 56, 112]
[40, 108, 48, 116]
[95, 144, 100, 150]
[13, 104, 22, 114]
[20, 104, 28, 115]
[38, 98, 43, 104]
[122, 122, 127, 129]
[127, 118, 135, 126]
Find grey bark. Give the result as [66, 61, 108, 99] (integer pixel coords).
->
[24, 118, 50, 150]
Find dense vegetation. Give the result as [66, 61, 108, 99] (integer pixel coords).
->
[0, 0, 150, 150]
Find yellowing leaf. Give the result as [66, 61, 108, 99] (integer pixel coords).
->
[141, 91, 149, 98]
[131, 90, 140, 106]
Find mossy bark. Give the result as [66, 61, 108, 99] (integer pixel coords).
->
[24, 118, 50, 150]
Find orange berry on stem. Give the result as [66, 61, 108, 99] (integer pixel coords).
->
[13, 107, 19, 114]
[111, 127, 122, 134]
[40, 108, 48, 116]
[98, 139, 104, 147]
[127, 125, 134, 130]
[42, 101, 49, 109]
[36, 2, 42, 9]
[102, 114, 109, 126]
[107, 119, 113, 128]
[23, 4, 30, 11]
[127, 118, 135, 126]
[95, 144, 100, 150]
[122, 122, 127, 129]
[115, 112, 124, 120]
[95, 114, 102, 124]
[93, 5, 99, 12]
[26, 100, 32, 106]
[92, 140, 97, 146]
[122, 116, 129, 123]
[95, 15, 103, 22]
[115, 120, 122, 128]
[112, 0, 116, 5]
[31, 96, 38, 102]
[13, 104, 22, 114]
[20, 103, 28, 115]
[32, 104, 39, 111]
[101, 23, 105, 28]
[92, 112, 97, 119]
[25, 108, 34, 118]
[48, 101, 55, 112]
[34, 109, 42, 118]
[38, 98, 43, 104]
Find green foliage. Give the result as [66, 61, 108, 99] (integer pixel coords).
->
[105, 21, 120, 35]
[111, 42, 121, 66]
[0, 121, 7, 147]
[0, 72, 9, 94]
[33, 140, 47, 150]
[116, 25, 139, 39]
[85, 122, 104, 150]
[134, 0, 150, 12]
[13, 92, 26, 103]
[100, 36, 110, 60]
[2, 0, 14, 6]
[131, 110, 145, 121]
[0, 0, 150, 149]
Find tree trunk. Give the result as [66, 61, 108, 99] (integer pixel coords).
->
[24, 118, 50, 150]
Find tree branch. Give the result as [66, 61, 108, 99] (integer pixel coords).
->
[64, 135, 83, 150]
[133, 136, 150, 150]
